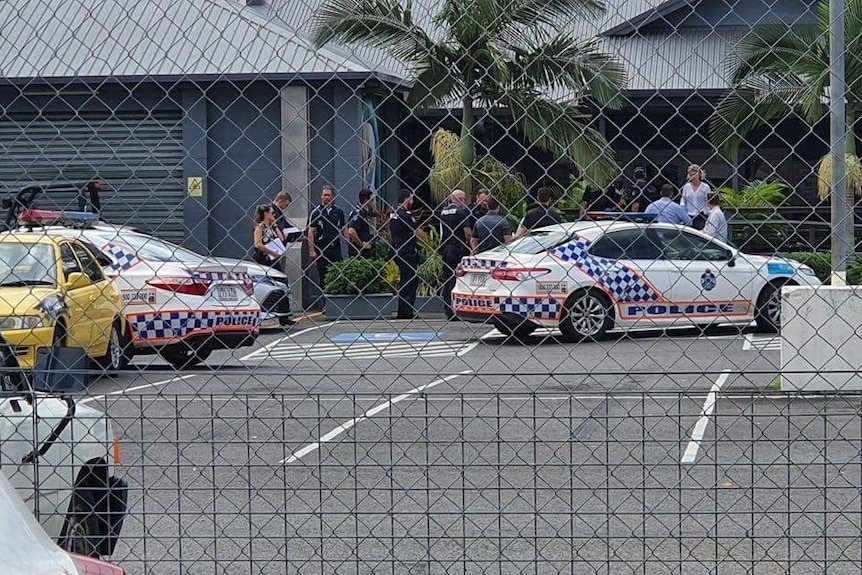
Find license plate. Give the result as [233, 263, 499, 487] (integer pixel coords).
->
[215, 287, 239, 301]
[469, 273, 488, 287]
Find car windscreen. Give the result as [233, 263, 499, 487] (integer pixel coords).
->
[92, 232, 207, 264]
[0, 243, 57, 287]
[486, 229, 574, 255]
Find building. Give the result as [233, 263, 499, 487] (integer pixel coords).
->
[0, 0, 409, 307]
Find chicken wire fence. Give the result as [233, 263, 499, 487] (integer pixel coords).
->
[1, 0, 862, 572]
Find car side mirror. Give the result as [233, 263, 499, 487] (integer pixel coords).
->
[728, 255, 736, 267]
[65, 272, 91, 290]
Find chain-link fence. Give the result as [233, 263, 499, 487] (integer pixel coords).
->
[1, 0, 862, 572]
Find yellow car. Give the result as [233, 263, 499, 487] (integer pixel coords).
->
[0, 234, 131, 371]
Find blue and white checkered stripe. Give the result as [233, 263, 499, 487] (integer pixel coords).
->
[499, 297, 562, 319]
[461, 258, 508, 269]
[130, 310, 259, 340]
[192, 271, 247, 282]
[550, 239, 661, 303]
[105, 244, 140, 272]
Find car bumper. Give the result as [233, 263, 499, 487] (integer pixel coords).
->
[0, 325, 55, 369]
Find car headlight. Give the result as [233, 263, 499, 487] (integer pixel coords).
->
[0, 316, 44, 329]
[798, 265, 817, 277]
[36, 293, 67, 320]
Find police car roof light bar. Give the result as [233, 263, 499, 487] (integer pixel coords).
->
[585, 212, 657, 223]
[18, 209, 100, 227]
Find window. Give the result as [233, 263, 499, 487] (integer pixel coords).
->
[71, 243, 105, 283]
[488, 229, 573, 255]
[92, 232, 206, 264]
[589, 229, 663, 260]
[655, 229, 732, 261]
[60, 243, 82, 277]
[0, 243, 56, 287]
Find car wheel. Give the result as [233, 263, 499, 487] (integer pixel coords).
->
[60, 491, 100, 558]
[160, 346, 212, 369]
[755, 281, 789, 333]
[98, 322, 132, 372]
[560, 290, 613, 343]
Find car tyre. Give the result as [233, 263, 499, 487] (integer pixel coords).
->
[97, 321, 132, 373]
[60, 490, 100, 558]
[160, 345, 212, 369]
[755, 280, 790, 333]
[560, 290, 613, 343]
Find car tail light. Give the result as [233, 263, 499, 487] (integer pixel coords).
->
[147, 277, 209, 296]
[243, 277, 254, 296]
[69, 553, 127, 575]
[490, 267, 551, 282]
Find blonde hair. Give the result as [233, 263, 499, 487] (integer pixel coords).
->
[687, 164, 705, 180]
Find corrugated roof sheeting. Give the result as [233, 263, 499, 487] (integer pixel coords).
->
[0, 0, 400, 79]
[601, 27, 745, 91]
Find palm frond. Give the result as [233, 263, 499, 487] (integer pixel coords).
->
[730, 25, 823, 83]
[504, 90, 617, 187]
[506, 0, 605, 30]
[311, 0, 435, 62]
[817, 154, 862, 200]
[407, 49, 464, 108]
[509, 36, 626, 108]
[710, 82, 804, 157]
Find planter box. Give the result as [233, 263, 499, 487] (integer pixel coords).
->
[415, 295, 445, 315]
[324, 293, 396, 321]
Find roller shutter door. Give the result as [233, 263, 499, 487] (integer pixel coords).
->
[0, 110, 185, 242]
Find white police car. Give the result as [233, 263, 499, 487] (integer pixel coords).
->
[452, 217, 822, 341]
[7, 211, 260, 367]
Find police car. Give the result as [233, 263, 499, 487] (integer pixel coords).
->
[6, 211, 260, 367]
[452, 216, 822, 341]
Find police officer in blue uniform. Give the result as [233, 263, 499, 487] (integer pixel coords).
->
[438, 189, 473, 320]
[347, 189, 376, 259]
[389, 190, 423, 320]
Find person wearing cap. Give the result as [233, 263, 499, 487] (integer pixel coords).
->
[681, 164, 711, 230]
[629, 166, 656, 211]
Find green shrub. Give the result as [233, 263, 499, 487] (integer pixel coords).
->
[418, 252, 445, 296]
[782, 252, 832, 283]
[324, 258, 391, 295]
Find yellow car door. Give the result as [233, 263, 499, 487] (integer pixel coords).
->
[58, 243, 96, 351]
[70, 242, 116, 354]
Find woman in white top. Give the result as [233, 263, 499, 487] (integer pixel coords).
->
[680, 164, 710, 229]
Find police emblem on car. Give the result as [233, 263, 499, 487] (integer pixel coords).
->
[701, 270, 717, 291]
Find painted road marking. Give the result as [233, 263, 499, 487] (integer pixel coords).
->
[80, 374, 197, 405]
[242, 340, 472, 361]
[330, 332, 440, 343]
[681, 370, 731, 464]
[239, 324, 326, 360]
[743, 333, 782, 351]
[280, 371, 472, 464]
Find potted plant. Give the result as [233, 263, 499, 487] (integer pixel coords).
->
[323, 258, 396, 320]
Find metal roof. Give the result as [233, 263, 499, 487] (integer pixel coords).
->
[0, 0, 407, 81]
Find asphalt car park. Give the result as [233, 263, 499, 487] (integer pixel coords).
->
[77, 317, 860, 573]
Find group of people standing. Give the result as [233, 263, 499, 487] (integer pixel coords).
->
[582, 163, 728, 243]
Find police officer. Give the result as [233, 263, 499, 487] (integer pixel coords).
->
[389, 190, 422, 320]
[438, 189, 473, 320]
[307, 185, 345, 294]
[347, 189, 376, 258]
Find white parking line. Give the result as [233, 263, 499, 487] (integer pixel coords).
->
[240, 324, 325, 360]
[80, 374, 197, 405]
[280, 370, 473, 464]
[681, 370, 731, 464]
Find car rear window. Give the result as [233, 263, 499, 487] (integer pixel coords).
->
[92, 232, 207, 264]
[486, 229, 574, 255]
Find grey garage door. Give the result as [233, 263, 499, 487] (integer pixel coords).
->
[0, 110, 185, 242]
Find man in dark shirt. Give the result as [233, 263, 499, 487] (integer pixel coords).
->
[389, 190, 422, 320]
[515, 188, 563, 238]
[471, 188, 490, 221]
[347, 189, 376, 258]
[438, 189, 474, 320]
[307, 185, 345, 294]
[272, 191, 302, 243]
[580, 180, 625, 217]
[471, 196, 513, 253]
[628, 166, 656, 211]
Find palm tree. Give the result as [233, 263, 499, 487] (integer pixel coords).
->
[311, 0, 627, 191]
[710, 0, 862, 253]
